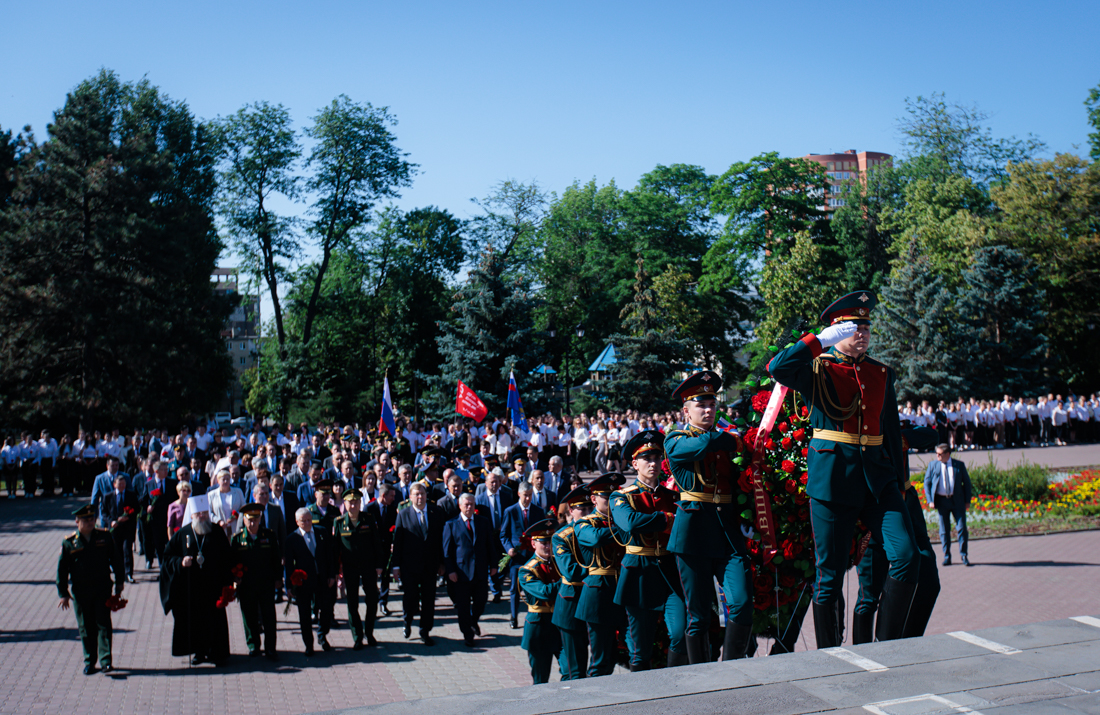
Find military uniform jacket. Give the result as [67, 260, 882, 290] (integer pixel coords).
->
[767, 335, 905, 506]
[334, 512, 384, 574]
[519, 554, 561, 653]
[230, 526, 281, 598]
[610, 481, 681, 610]
[550, 523, 587, 630]
[57, 529, 123, 602]
[664, 425, 747, 556]
[574, 511, 623, 625]
[307, 502, 337, 533]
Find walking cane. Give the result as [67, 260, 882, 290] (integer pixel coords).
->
[186, 534, 192, 669]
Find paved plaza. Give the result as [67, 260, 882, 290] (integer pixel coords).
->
[1, 443, 1098, 714]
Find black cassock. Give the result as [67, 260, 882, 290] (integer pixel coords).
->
[159, 523, 233, 661]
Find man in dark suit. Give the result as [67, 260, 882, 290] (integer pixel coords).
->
[528, 470, 558, 514]
[391, 482, 444, 645]
[284, 506, 336, 655]
[367, 484, 398, 616]
[141, 461, 178, 571]
[500, 482, 545, 628]
[443, 493, 502, 646]
[544, 456, 572, 506]
[101, 473, 140, 583]
[436, 474, 464, 520]
[923, 444, 974, 566]
[475, 470, 515, 602]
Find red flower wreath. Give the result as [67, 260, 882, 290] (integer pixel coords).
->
[750, 391, 772, 413]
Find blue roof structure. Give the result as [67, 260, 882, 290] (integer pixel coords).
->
[531, 363, 557, 375]
[588, 343, 618, 372]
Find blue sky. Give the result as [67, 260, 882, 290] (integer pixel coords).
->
[4, 0, 1098, 226]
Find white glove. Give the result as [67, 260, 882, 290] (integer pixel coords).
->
[816, 321, 857, 348]
[740, 524, 755, 539]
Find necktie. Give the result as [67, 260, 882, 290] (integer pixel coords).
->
[466, 518, 473, 535]
[523, 508, 528, 526]
[534, 492, 542, 509]
[492, 495, 499, 526]
[418, 510, 425, 532]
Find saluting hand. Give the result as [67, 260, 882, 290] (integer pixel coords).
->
[816, 321, 857, 348]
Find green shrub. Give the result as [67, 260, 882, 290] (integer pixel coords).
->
[965, 455, 1050, 502]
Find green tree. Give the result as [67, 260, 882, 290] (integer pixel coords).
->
[830, 163, 905, 292]
[954, 246, 1048, 397]
[299, 95, 416, 346]
[607, 257, 690, 412]
[212, 101, 301, 352]
[990, 154, 1100, 387]
[872, 247, 968, 401]
[1087, 82, 1100, 162]
[0, 70, 233, 429]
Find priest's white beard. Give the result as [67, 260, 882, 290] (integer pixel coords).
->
[192, 517, 213, 535]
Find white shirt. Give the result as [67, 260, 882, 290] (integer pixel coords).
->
[936, 461, 955, 496]
[37, 438, 59, 463]
[298, 527, 315, 555]
[195, 432, 214, 452]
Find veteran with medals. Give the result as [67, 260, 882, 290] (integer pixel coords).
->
[230, 502, 281, 659]
[610, 430, 687, 670]
[665, 370, 754, 663]
[767, 290, 919, 647]
[334, 488, 384, 649]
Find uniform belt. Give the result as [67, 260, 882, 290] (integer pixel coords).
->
[561, 578, 583, 587]
[588, 567, 619, 576]
[813, 429, 883, 446]
[680, 490, 732, 503]
[527, 603, 553, 613]
[626, 544, 668, 557]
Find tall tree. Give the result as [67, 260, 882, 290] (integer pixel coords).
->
[607, 257, 690, 412]
[830, 163, 906, 292]
[300, 95, 416, 346]
[872, 247, 968, 401]
[0, 70, 232, 429]
[1087, 81, 1100, 162]
[954, 246, 1048, 397]
[212, 101, 301, 352]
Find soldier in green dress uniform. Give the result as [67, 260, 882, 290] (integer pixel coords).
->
[230, 502, 281, 659]
[767, 290, 919, 647]
[308, 479, 338, 532]
[574, 472, 626, 677]
[56, 504, 124, 675]
[665, 371, 754, 663]
[518, 517, 562, 684]
[611, 430, 687, 670]
[551, 486, 592, 680]
[852, 424, 941, 643]
[334, 488, 384, 649]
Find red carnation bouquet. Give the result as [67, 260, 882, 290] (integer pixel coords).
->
[150, 489, 162, 499]
[123, 506, 136, 517]
[105, 594, 128, 611]
[215, 585, 236, 609]
[230, 563, 247, 580]
[289, 569, 308, 587]
[734, 381, 868, 651]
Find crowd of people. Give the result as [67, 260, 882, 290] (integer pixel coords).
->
[899, 393, 1100, 450]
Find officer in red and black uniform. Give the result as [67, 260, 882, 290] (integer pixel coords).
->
[767, 290, 919, 647]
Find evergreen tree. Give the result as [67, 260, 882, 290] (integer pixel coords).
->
[872, 246, 969, 401]
[0, 70, 233, 429]
[955, 246, 1048, 397]
[425, 245, 544, 419]
[607, 257, 690, 412]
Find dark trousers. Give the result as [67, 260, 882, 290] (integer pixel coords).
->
[378, 568, 392, 606]
[21, 463, 37, 496]
[59, 461, 76, 495]
[625, 592, 687, 668]
[402, 571, 437, 635]
[345, 567, 378, 641]
[239, 591, 277, 653]
[935, 497, 968, 557]
[809, 487, 918, 605]
[447, 574, 488, 637]
[113, 531, 134, 578]
[586, 622, 616, 677]
[293, 584, 333, 648]
[508, 561, 528, 620]
[40, 462, 56, 496]
[676, 549, 754, 634]
[73, 597, 113, 667]
[558, 625, 589, 680]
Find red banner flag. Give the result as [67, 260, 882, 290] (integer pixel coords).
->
[455, 381, 488, 422]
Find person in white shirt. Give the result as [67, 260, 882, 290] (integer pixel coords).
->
[38, 429, 59, 497]
[18, 432, 41, 498]
[570, 418, 591, 473]
[1051, 400, 1068, 446]
[591, 420, 608, 474]
[489, 424, 512, 459]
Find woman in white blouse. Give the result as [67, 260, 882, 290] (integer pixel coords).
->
[489, 423, 513, 458]
[591, 420, 608, 474]
[571, 417, 591, 473]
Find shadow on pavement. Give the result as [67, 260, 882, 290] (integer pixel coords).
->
[975, 560, 1099, 568]
[0, 627, 133, 643]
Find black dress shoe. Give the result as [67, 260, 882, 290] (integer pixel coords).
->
[190, 655, 205, 666]
[492, 594, 502, 604]
[126, 575, 136, 584]
[962, 555, 971, 566]
[380, 604, 391, 617]
[319, 638, 333, 652]
[422, 634, 435, 646]
[464, 636, 475, 647]
[509, 617, 519, 629]
[266, 652, 279, 661]
[83, 665, 97, 675]
[366, 634, 378, 647]
[101, 665, 113, 674]
[403, 623, 412, 639]
[472, 623, 481, 637]
[352, 639, 364, 651]
[943, 554, 951, 566]
[304, 645, 315, 657]
[249, 649, 261, 657]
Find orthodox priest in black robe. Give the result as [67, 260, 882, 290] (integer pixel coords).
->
[159, 494, 233, 665]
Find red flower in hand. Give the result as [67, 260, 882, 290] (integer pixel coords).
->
[123, 506, 135, 516]
[231, 510, 239, 519]
[150, 489, 162, 498]
[289, 569, 308, 587]
[105, 595, 128, 611]
[781, 460, 797, 474]
[215, 585, 236, 609]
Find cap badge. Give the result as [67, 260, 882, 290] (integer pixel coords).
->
[858, 293, 870, 302]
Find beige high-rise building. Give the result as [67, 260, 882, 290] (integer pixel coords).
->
[803, 149, 892, 214]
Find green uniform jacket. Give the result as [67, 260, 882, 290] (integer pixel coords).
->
[551, 522, 587, 631]
[57, 529, 123, 601]
[610, 481, 680, 610]
[519, 555, 561, 653]
[333, 512, 385, 573]
[665, 425, 747, 556]
[308, 502, 337, 533]
[767, 335, 905, 506]
[574, 512, 622, 625]
[230, 526, 281, 599]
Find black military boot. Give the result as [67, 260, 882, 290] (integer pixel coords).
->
[903, 576, 940, 639]
[851, 610, 875, 645]
[813, 601, 843, 649]
[666, 649, 688, 668]
[721, 622, 753, 661]
[684, 633, 709, 664]
[875, 576, 917, 642]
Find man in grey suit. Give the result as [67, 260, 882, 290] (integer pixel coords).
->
[923, 444, 973, 566]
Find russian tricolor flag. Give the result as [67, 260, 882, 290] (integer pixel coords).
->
[378, 375, 396, 436]
[507, 370, 528, 433]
